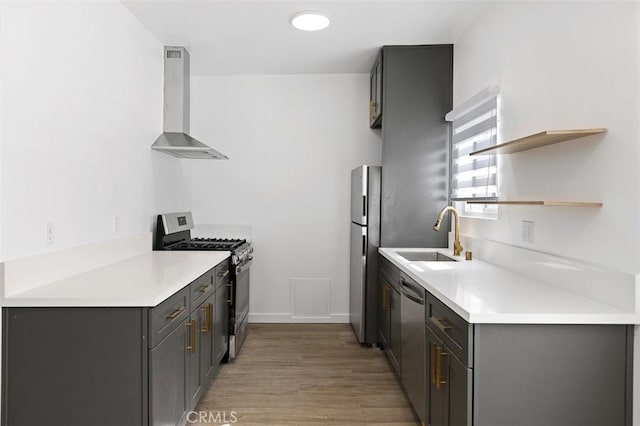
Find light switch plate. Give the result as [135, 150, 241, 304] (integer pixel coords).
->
[112, 216, 120, 234]
[521, 220, 535, 243]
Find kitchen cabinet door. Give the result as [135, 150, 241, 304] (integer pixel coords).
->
[427, 325, 472, 426]
[378, 275, 391, 348]
[428, 325, 447, 426]
[214, 284, 230, 365]
[379, 45, 452, 248]
[199, 294, 215, 382]
[187, 310, 205, 410]
[369, 51, 382, 128]
[149, 319, 189, 426]
[448, 351, 472, 426]
[388, 285, 402, 376]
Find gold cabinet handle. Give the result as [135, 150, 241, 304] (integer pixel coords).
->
[386, 285, 391, 310]
[431, 343, 437, 385]
[208, 303, 213, 333]
[369, 101, 378, 121]
[382, 285, 389, 310]
[201, 303, 212, 334]
[186, 320, 196, 353]
[217, 269, 230, 281]
[166, 306, 186, 320]
[197, 284, 213, 294]
[432, 317, 453, 332]
[435, 344, 448, 391]
[227, 282, 234, 305]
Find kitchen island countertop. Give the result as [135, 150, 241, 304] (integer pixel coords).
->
[3, 251, 230, 307]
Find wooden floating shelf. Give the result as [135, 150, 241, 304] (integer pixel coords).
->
[466, 200, 603, 207]
[470, 128, 607, 156]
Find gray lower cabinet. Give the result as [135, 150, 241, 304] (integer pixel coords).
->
[2, 259, 230, 426]
[472, 324, 630, 426]
[426, 299, 632, 426]
[426, 324, 471, 426]
[2, 308, 147, 426]
[378, 275, 391, 348]
[150, 320, 189, 426]
[379, 257, 632, 426]
[187, 292, 216, 411]
[379, 255, 402, 376]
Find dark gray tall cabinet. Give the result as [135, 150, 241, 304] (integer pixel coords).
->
[378, 45, 453, 248]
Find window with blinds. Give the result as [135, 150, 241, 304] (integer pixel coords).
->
[447, 87, 499, 206]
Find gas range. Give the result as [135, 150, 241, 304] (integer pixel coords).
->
[164, 237, 253, 265]
[154, 212, 252, 361]
[154, 213, 253, 266]
[168, 238, 246, 251]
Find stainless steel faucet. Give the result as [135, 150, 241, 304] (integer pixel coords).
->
[433, 206, 463, 257]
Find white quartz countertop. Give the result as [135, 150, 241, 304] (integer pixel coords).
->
[3, 251, 230, 307]
[379, 248, 639, 324]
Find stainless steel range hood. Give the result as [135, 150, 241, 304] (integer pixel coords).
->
[151, 46, 228, 160]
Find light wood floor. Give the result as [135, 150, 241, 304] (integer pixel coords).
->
[195, 323, 419, 425]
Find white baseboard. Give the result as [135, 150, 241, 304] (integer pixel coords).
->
[248, 313, 349, 323]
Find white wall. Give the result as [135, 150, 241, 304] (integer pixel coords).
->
[0, 4, 3, 265]
[0, 0, 191, 262]
[189, 74, 381, 321]
[453, 3, 640, 424]
[453, 2, 640, 274]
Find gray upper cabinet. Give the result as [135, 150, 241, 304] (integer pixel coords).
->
[2, 258, 230, 426]
[379, 45, 452, 248]
[369, 51, 383, 128]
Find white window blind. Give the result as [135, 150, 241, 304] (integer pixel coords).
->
[447, 87, 499, 202]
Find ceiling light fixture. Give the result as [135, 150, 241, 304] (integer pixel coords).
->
[290, 11, 330, 32]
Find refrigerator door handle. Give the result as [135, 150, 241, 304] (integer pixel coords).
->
[362, 195, 367, 218]
[362, 234, 366, 256]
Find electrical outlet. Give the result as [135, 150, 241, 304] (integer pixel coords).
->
[521, 220, 535, 243]
[112, 216, 120, 234]
[46, 221, 54, 245]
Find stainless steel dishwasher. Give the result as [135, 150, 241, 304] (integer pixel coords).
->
[399, 273, 426, 423]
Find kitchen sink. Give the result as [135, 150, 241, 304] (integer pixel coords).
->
[396, 251, 457, 262]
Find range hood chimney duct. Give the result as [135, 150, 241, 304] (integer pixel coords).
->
[151, 46, 228, 160]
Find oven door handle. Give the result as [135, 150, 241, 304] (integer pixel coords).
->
[235, 259, 253, 274]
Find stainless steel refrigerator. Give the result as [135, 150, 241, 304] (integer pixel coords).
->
[350, 165, 381, 344]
